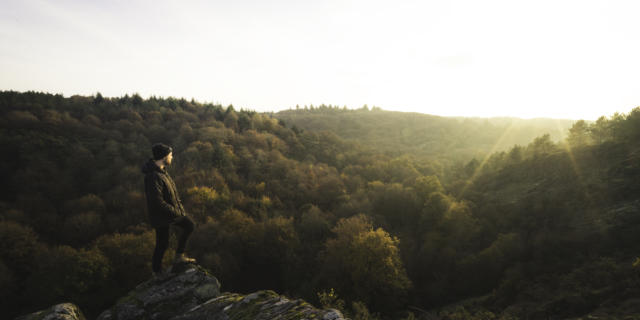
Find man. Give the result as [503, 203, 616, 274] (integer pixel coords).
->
[142, 143, 196, 279]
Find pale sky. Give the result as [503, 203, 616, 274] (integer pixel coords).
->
[1, 0, 640, 120]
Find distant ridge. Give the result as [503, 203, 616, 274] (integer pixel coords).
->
[274, 108, 575, 161]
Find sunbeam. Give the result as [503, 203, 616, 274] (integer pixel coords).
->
[455, 121, 517, 200]
[557, 119, 591, 201]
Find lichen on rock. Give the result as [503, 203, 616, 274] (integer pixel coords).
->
[15, 302, 86, 320]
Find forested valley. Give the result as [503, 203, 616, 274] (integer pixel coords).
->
[2, 91, 640, 319]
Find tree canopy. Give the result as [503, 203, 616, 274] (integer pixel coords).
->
[2, 91, 640, 319]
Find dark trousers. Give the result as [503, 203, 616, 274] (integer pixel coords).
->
[152, 215, 195, 273]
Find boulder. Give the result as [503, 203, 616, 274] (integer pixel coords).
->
[97, 262, 344, 320]
[97, 263, 221, 320]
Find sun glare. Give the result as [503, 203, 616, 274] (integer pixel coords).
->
[1, 0, 639, 120]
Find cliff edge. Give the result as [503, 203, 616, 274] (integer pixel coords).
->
[17, 262, 344, 320]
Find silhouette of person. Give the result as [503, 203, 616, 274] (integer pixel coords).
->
[141, 143, 196, 278]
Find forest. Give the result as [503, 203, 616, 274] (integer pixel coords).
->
[1, 90, 640, 319]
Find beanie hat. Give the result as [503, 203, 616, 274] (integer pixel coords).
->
[152, 143, 173, 160]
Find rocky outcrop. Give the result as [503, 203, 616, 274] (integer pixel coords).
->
[15, 302, 86, 320]
[96, 262, 344, 320]
[15, 263, 343, 320]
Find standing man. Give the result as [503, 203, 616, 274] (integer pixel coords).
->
[142, 143, 196, 278]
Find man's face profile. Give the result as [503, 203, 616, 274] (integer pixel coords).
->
[164, 152, 173, 166]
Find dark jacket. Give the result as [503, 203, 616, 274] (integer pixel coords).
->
[141, 159, 186, 228]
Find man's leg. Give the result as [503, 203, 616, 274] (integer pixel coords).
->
[152, 226, 170, 273]
[172, 215, 195, 262]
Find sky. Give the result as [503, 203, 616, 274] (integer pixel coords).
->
[1, 0, 640, 120]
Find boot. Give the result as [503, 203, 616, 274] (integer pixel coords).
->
[174, 253, 196, 264]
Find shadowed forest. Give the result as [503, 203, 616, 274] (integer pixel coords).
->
[2, 91, 640, 319]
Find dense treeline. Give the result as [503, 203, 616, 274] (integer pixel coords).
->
[452, 114, 640, 318]
[1, 91, 640, 319]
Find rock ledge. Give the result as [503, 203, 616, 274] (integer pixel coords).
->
[95, 262, 344, 320]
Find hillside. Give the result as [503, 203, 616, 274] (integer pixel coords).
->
[2, 91, 640, 319]
[439, 132, 640, 318]
[274, 107, 575, 161]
